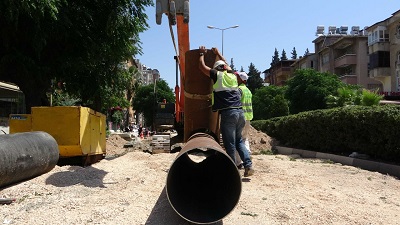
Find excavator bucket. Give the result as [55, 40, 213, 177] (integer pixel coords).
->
[156, 0, 189, 25]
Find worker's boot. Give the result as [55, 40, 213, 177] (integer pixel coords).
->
[244, 167, 255, 177]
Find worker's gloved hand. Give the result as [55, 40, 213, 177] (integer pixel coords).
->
[211, 47, 218, 54]
[199, 46, 207, 54]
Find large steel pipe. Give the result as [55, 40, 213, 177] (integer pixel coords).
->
[166, 133, 241, 224]
[0, 131, 59, 188]
[184, 49, 219, 142]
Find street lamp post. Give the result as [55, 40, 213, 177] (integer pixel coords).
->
[207, 25, 239, 55]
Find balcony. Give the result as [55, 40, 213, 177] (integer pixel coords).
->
[333, 39, 353, 50]
[369, 67, 391, 78]
[276, 73, 289, 81]
[368, 41, 390, 51]
[274, 67, 291, 74]
[334, 54, 356, 68]
[338, 74, 357, 85]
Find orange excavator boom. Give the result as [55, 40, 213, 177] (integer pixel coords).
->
[156, 0, 189, 124]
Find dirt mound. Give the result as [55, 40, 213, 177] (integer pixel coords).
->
[246, 125, 275, 154]
[106, 134, 151, 157]
[105, 134, 127, 155]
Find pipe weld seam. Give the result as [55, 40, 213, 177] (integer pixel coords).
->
[184, 90, 212, 100]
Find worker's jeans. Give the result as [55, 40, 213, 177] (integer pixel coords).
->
[220, 108, 252, 168]
[242, 120, 251, 153]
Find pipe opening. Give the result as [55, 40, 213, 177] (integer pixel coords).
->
[166, 147, 241, 224]
[187, 148, 215, 163]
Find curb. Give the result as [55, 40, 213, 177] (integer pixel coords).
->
[275, 146, 400, 178]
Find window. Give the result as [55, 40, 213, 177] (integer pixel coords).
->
[380, 30, 389, 42]
[322, 53, 329, 64]
[397, 52, 400, 70]
[369, 51, 390, 69]
[397, 25, 400, 39]
[368, 26, 389, 45]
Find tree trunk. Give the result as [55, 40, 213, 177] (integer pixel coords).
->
[92, 94, 102, 113]
[21, 87, 50, 114]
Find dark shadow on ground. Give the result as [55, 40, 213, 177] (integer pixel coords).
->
[145, 186, 223, 225]
[45, 166, 107, 188]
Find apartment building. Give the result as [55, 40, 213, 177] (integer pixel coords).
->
[125, 57, 161, 85]
[263, 68, 272, 85]
[291, 53, 317, 71]
[366, 10, 400, 97]
[312, 26, 382, 90]
[141, 67, 160, 85]
[123, 57, 162, 126]
[264, 60, 296, 86]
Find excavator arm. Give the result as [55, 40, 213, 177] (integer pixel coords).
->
[156, 0, 190, 124]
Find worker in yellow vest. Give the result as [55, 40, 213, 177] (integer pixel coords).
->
[198, 46, 254, 177]
[236, 72, 253, 154]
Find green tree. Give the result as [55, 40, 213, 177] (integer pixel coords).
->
[132, 79, 174, 127]
[361, 89, 383, 106]
[304, 48, 310, 56]
[326, 86, 361, 108]
[47, 79, 80, 106]
[285, 69, 344, 114]
[229, 58, 236, 71]
[0, 0, 63, 111]
[291, 47, 297, 59]
[246, 63, 264, 93]
[123, 66, 142, 127]
[51, 91, 81, 107]
[326, 86, 383, 108]
[100, 67, 134, 112]
[252, 85, 289, 120]
[0, 0, 153, 113]
[271, 48, 280, 66]
[280, 49, 288, 61]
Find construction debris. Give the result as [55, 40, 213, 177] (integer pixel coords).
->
[0, 198, 15, 205]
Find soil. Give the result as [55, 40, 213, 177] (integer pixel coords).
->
[1, 126, 400, 225]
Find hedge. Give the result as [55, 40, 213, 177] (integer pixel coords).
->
[252, 105, 400, 164]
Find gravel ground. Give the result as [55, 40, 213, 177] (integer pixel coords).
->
[1, 128, 400, 225]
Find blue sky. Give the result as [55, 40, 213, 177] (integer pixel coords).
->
[138, 0, 399, 88]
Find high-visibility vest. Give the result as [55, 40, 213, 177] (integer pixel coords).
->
[239, 84, 253, 120]
[212, 71, 241, 111]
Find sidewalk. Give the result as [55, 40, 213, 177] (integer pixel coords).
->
[275, 146, 400, 178]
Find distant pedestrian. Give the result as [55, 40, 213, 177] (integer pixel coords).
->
[198, 46, 254, 177]
[138, 124, 143, 137]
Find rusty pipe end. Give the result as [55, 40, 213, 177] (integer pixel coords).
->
[166, 133, 241, 224]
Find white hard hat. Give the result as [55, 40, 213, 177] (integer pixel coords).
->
[238, 72, 249, 81]
[213, 60, 226, 69]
